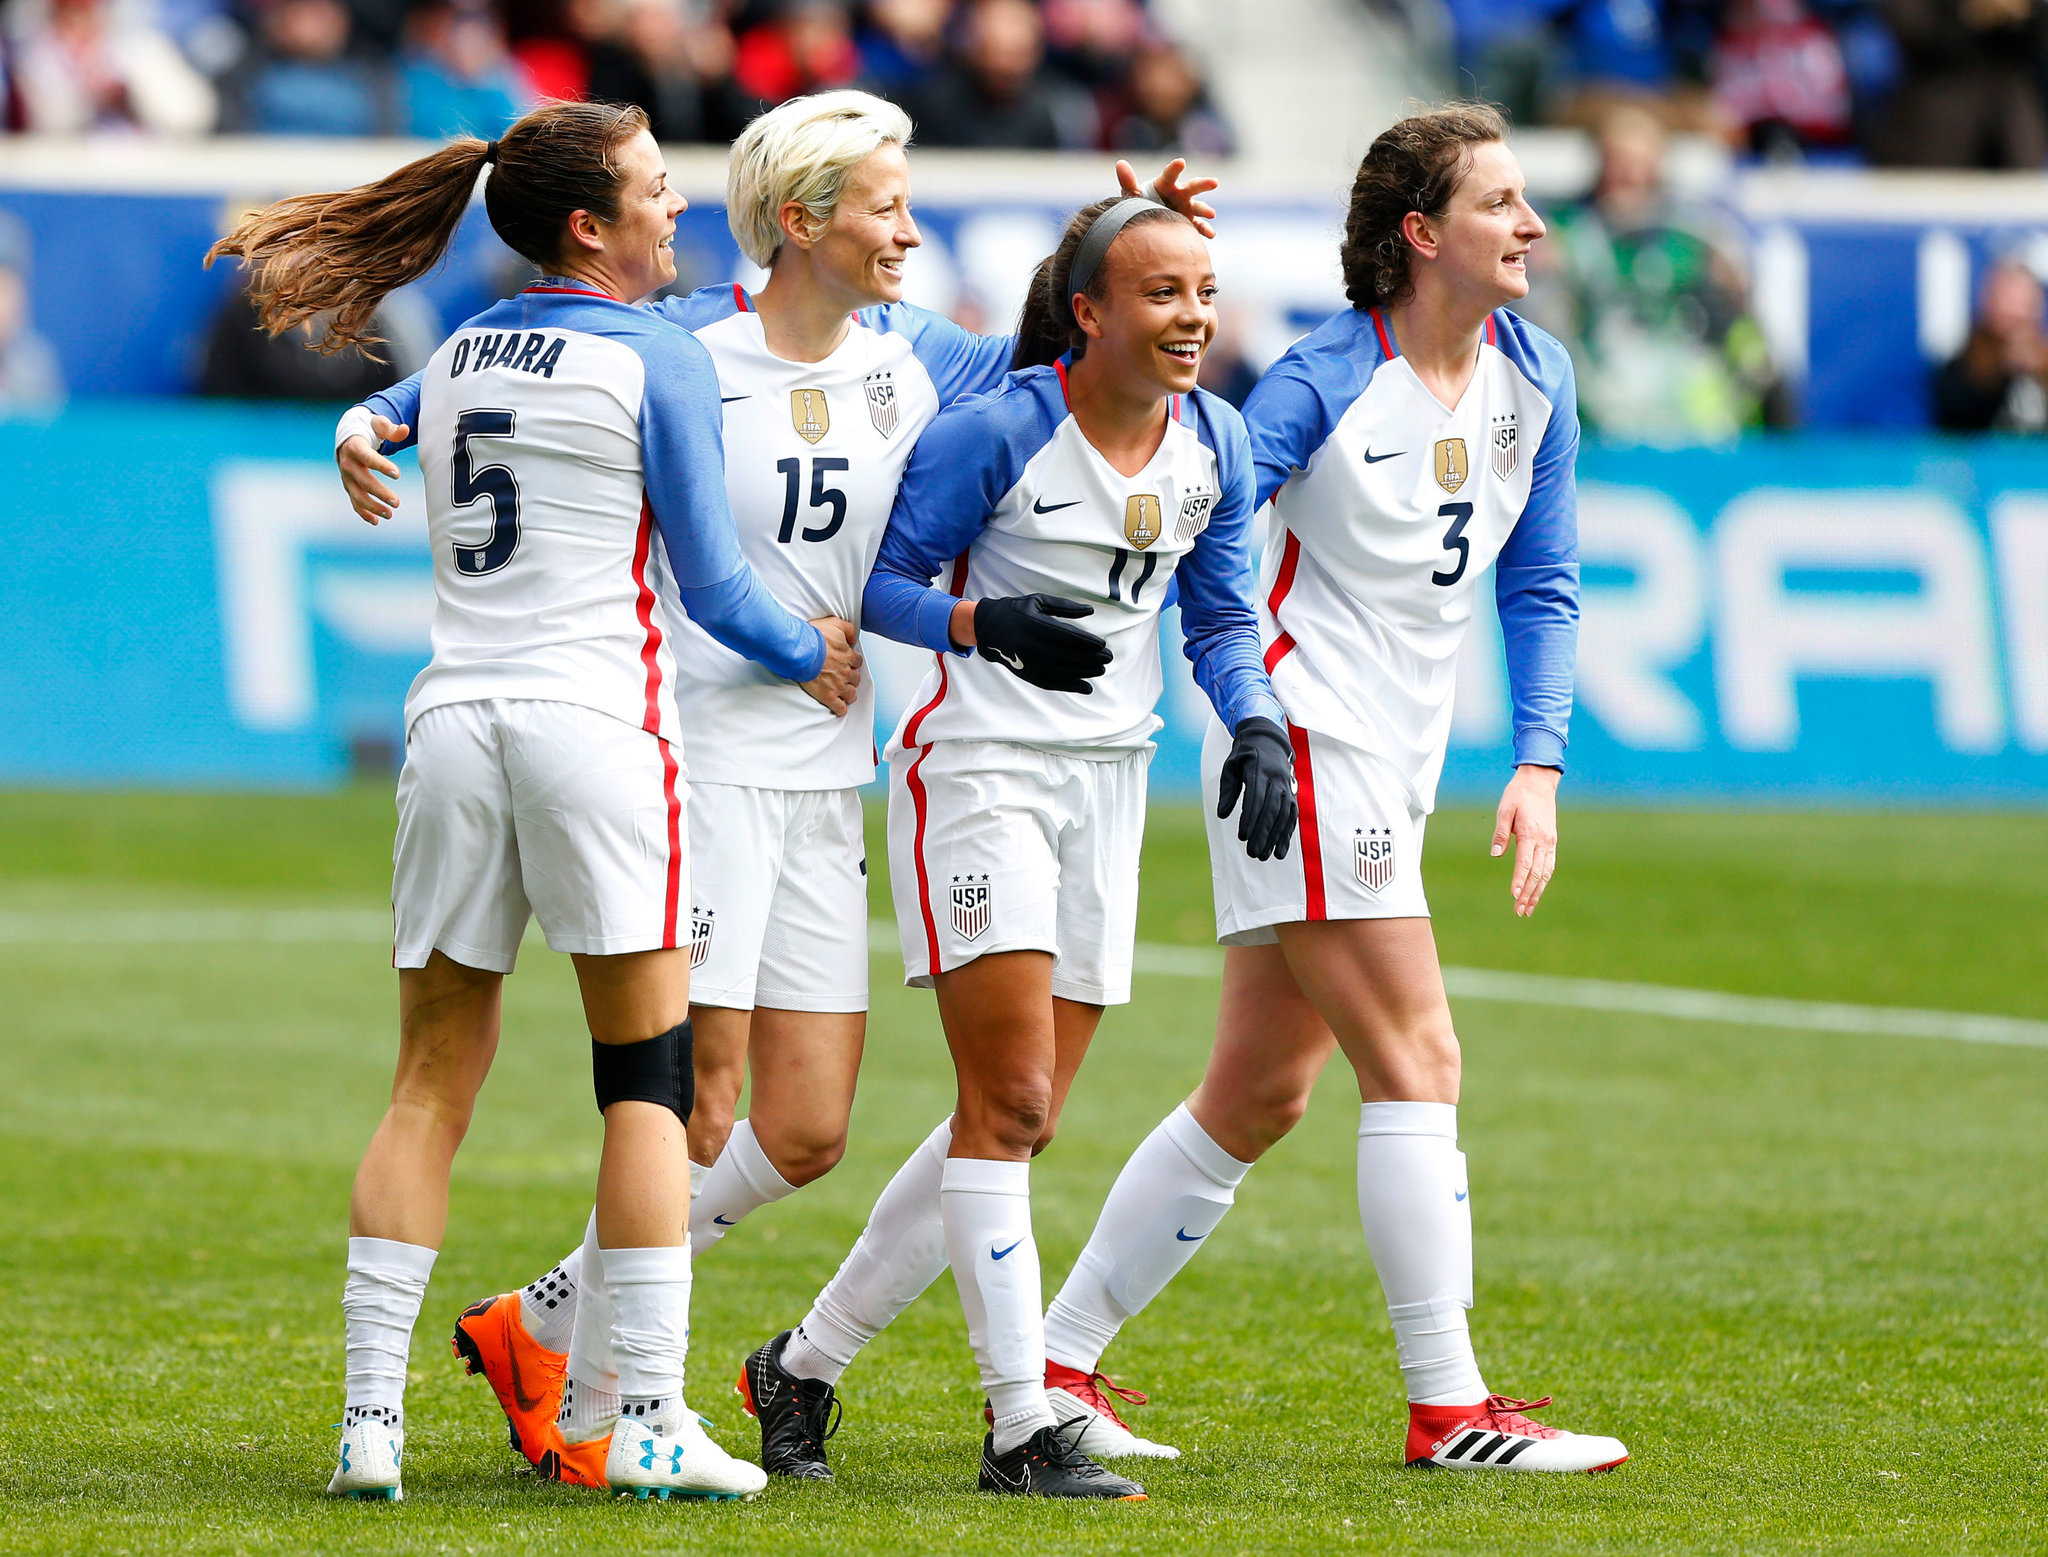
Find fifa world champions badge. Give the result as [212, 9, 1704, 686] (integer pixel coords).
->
[864, 371, 899, 437]
[1124, 493, 1164, 549]
[1433, 438, 1469, 495]
[689, 908, 715, 968]
[1354, 828, 1396, 893]
[791, 387, 830, 444]
[950, 875, 992, 940]
[1491, 413, 1519, 480]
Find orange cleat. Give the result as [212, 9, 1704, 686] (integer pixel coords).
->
[537, 1431, 611, 1490]
[450, 1293, 570, 1470]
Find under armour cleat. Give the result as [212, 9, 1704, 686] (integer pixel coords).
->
[450, 1292, 567, 1468]
[327, 1419, 404, 1501]
[605, 1414, 768, 1501]
[978, 1426, 1147, 1499]
[1043, 1361, 1180, 1460]
[736, 1331, 840, 1480]
[1406, 1394, 1628, 1473]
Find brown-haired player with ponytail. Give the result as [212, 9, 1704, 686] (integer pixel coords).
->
[209, 102, 859, 1502]
[1032, 103, 1632, 1475]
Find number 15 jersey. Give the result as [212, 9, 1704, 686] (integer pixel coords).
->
[1246, 306, 1581, 811]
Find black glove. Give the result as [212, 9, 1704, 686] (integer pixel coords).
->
[971, 593, 1111, 694]
[1216, 715, 1297, 862]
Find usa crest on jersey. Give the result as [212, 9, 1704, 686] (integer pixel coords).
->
[949, 875, 991, 940]
[1354, 828, 1396, 893]
[1176, 489, 1216, 542]
[1491, 413, 1519, 480]
[864, 371, 899, 437]
[689, 908, 715, 967]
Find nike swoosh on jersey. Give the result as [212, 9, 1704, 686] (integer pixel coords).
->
[1032, 497, 1083, 513]
[720, 395, 750, 404]
[1454, 1190, 1468, 1202]
[1362, 449, 1404, 463]
[991, 1239, 1024, 1260]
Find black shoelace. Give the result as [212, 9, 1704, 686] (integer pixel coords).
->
[798, 1381, 842, 1450]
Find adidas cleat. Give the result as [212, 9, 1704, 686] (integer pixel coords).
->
[735, 1331, 840, 1481]
[605, 1414, 768, 1501]
[978, 1426, 1147, 1499]
[1044, 1362, 1180, 1460]
[1406, 1394, 1628, 1473]
[450, 1292, 567, 1468]
[327, 1419, 404, 1501]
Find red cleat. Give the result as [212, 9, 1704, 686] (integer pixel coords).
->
[1405, 1393, 1628, 1473]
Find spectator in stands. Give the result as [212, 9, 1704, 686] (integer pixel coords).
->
[733, 0, 859, 105]
[0, 213, 64, 412]
[905, 0, 1080, 148]
[1195, 301, 1259, 409]
[218, 0, 396, 135]
[8, 0, 216, 133]
[400, 0, 532, 139]
[1104, 38, 1232, 156]
[1869, 0, 2048, 168]
[1709, 0, 1855, 157]
[1933, 257, 2048, 429]
[1523, 101, 1782, 440]
[854, 0, 948, 91]
[1041, 0, 1140, 90]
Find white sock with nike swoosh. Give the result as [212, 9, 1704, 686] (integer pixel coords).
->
[689, 1118, 798, 1253]
[1042, 1103, 1250, 1373]
[1358, 1101, 1486, 1406]
[941, 1156, 1055, 1453]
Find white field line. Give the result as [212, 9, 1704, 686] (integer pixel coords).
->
[0, 908, 2040, 1051]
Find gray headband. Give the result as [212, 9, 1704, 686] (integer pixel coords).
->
[1066, 196, 1167, 318]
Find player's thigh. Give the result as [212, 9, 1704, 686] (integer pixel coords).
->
[934, 950, 1061, 1115]
[1048, 748, 1148, 1009]
[889, 740, 1061, 989]
[393, 701, 531, 976]
[1038, 995, 1107, 1150]
[754, 786, 870, 1017]
[684, 782, 790, 1015]
[1189, 942, 1338, 1162]
[1274, 916, 1458, 1104]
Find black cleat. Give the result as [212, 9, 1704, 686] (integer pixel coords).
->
[735, 1331, 841, 1481]
[978, 1426, 1147, 1499]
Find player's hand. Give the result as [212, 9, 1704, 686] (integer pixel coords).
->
[1492, 764, 1560, 918]
[800, 616, 863, 716]
[1119, 157, 1217, 239]
[1216, 715, 1297, 861]
[338, 417, 409, 524]
[973, 594, 1111, 694]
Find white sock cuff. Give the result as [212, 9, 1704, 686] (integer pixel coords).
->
[689, 1160, 708, 1200]
[346, 1237, 437, 1283]
[918, 1115, 956, 1164]
[1162, 1104, 1253, 1188]
[599, 1245, 691, 1286]
[1358, 1100, 1457, 1142]
[726, 1118, 797, 1198]
[940, 1156, 1028, 1197]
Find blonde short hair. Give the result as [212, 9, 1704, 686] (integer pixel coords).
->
[726, 90, 916, 268]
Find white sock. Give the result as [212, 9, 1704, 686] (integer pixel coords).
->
[1043, 1103, 1251, 1373]
[603, 1243, 692, 1433]
[941, 1157, 1054, 1453]
[562, 1211, 619, 1438]
[689, 1118, 799, 1254]
[557, 1371, 620, 1441]
[783, 1116, 954, 1385]
[1357, 1101, 1486, 1406]
[690, 1159, 708, 1200]
[518, 1246, 582, 1354]
[342, 1236, 436, 1427]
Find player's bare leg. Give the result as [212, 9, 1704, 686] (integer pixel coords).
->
[685, 1004, 752, 1169]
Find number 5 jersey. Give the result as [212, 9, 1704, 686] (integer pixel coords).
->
[1247, 306, 1581, 811]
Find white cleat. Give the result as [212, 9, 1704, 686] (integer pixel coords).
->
[1042, 1368, 1180, 1460]
[604, 1414, 769, 1501]
[327, 1419, 404, 1500]
[1406, 1394, 1628, 1473]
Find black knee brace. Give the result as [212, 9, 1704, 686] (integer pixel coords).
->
[591, 1018, 693, 1126]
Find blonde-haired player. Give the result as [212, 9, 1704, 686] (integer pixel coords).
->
[342, 89, 1219, 1486]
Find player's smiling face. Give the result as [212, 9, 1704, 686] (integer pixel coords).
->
[1076, 219, 1216, 397]
[582, 128, 686, 302]
[1428, 139, 1544, 306]
[804, 143, 921, 309]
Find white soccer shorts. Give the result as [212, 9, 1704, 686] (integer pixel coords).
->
[888, 738, 1149, 1007]
[684, 783, 869, 1013]
[1203, 717, 1430, 944]
[392, 698, 687, 973]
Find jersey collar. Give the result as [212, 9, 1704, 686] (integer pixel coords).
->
[523, 275, 627, 303]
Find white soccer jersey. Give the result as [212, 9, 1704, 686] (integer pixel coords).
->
[1246, 307, 1581, 810]
[866, 362, 1282, 756]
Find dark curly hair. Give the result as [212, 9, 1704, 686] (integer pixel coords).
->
[1339, 101, 1511, 312]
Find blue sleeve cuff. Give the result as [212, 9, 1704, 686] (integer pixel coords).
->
[1512, 727, 1567, 770]
[914, 588, 967, 656]
[1240, 692, 1289, 731]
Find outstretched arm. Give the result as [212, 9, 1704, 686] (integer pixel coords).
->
[335, 373, 423, 524]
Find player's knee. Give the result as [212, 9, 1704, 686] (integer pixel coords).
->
[974, 1076, 1053, 1150]
[769, 1127, 846, 1187]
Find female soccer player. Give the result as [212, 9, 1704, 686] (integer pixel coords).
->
[219, 100, 860, 1501]
[733, 192, 1297, 1499]
[1032, 103, 1631, 1475]
[338, 92, 1216, 1487]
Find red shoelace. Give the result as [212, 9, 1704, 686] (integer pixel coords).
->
[1471, 1394, 1562, 1440]
[1057, 1370, 1149, 1431]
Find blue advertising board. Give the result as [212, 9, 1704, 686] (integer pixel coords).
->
[3, 402, 2046, 801]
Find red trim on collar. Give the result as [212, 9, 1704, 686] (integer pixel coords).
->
[1054, 359, 1070, 405]
[524, 278, 621, 301]
[732, 281, 750, 312]
[1484, 313, 1497, 346]
[1369, 307, 1396, 359]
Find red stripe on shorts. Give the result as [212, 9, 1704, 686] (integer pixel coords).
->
[659, 736, 682, 949]
[1290, 724, 1325, 920]
[900, 551, 971, 974]
[1263, 530, 1303, 671]
[633, 495, 680, 948]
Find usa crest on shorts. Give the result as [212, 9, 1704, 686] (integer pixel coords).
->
[1490, 413, 1519, 480]
[949, 874, 991, 940]
[689, 907, 715, 967]
[1353, 828, 1395, 893]
[864, 371, 899, 437]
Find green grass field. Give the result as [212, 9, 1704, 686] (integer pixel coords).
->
[3, 789, 2046, 1554]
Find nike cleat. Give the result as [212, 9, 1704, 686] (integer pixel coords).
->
[327, 1419, 404, 1501]
[1406, 1394, 1628, 1473]
[1044, 1361, 1180, 1460]
[735, 1331, 840, 1480]
[978, 1426, 1147, 1499]
[542, 1376, 615, 1489]
[605, 1414, 768, 1501]
[450, 1292, 567, 1467]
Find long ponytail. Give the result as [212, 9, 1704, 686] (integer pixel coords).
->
[206, 101, 648, 357]
[1010, 196, 1189, 371]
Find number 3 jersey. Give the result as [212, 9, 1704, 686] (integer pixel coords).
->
[1246, 306, 1581, 810]
[863, 362, 1285, 755]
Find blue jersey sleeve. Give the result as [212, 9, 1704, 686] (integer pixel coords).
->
[1494, 332, 1580, 770]
[363, 373, 423, 453]
[859, 302, 1017, 405]
[1178, 395, 1288, 731]
[637, 328, 825, 683]
[1240, 352, 1340, 510]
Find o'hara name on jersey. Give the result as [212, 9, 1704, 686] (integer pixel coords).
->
[450, 330, 567, 380]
